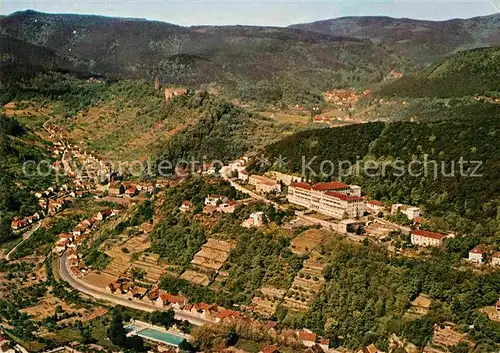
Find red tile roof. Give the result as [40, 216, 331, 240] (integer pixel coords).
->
[262, 345, 279, 353]
[367, 200, 383, 206]
[298, 330, 317, 342]
[290, 182, 312, 190]
[312, 181, 349, 191]
[325, 191, 363, 202]
[470, 245, 486, 254]
[411, 229, 444, 240]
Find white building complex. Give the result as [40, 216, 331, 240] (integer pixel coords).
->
[287, 181, 365, 219]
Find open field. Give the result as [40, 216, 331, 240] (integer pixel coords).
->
[290, 229, 327, 254]
[82, 272, 118, 288]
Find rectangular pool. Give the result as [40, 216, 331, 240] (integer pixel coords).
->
[136, 328, 185, 346]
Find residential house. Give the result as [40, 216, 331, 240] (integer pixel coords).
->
[241, 212, 265, 228]
[10, 218, 27, 230]
[410, 230, 445, 247]
[468, 246, 486, 264]
[130, 286, 148, 300]
[297, 329, 317, 348]
[319, 339, 330, 351]
[238, 169, 249, 181]
[54, 239, 69, 253]
[249, 175, 281, 194]
[155, 292, 187, 309]
[218, 200, 238, 214]
[96, 209, 114, 221]
[106, 281, 120, 294]
[108, 182, 124, 196]
[205, 194, 228, 206]
[216, 309, 243, 323]
[125, 186, 138, 197]
[491, 252, 500, 266]
[364, 344, 383, 353]
[391, 204, 420, 221]
[366, 200, 384, 214]
[179, 201, 193, 212]
[260, 345, 279, 353]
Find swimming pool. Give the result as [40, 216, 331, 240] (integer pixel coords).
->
[136, 328, 186, 346]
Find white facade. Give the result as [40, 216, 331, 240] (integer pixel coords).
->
[391, 204, 420, 221]
[410, 230, 444, 247]
[468, 247, 485, 264]
[287, 182, 364, 219]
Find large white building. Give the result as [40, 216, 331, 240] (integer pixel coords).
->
[468, 246, 486, 264]
[287, 181, 365, 219]
[249, 175, 281, 194]
[410, 229, 444, 247]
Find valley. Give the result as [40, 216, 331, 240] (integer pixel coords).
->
[0, 7, 500, 353]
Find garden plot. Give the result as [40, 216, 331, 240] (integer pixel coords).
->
[250, 286, 287, 316]
[290, 229, 326, 254]
[179, 270, 211, 286]
[120, 235, 150, 254]
[191, 239, 235, 272]
[126, 253, 165, 283]
[103, 247, 132, 277]
[283, 258, 326, 311]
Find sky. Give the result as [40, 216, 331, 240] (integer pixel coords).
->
[1, 0, 499, 26]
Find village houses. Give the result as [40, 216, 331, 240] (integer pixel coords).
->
[391, 204, 420, 221]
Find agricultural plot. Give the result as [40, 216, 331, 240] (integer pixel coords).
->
[83, 272, 118, 288]
[250, 286, 287, 316]
[103, 248, 132, 278]
[179, 270, 211, 286]
[120, 235, 150, 254]
[283, 258, 326, 311]
[191, 239, 236, 272]
[290, 229, 326, 254]
[126, 253, 165, 283]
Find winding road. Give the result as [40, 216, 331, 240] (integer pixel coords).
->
[58, 252, 211, 326]
[6, 221, 42, 260]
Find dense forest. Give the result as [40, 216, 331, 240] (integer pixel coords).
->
[378, 47, 500, 98]
[258, 112, 500, 239]
[300, 238, 500, 350]
[0, 114, 54, 245]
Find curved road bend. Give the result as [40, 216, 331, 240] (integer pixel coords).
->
[59, 252, 211, 326]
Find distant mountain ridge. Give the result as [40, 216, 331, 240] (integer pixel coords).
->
[290, 14, 500, 64]
[1, 10, 500, 102]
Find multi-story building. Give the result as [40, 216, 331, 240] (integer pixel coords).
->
[468, 246, 486, 264]
[249, 175, 281, 194]
[391, 204, 420, 221]
[287, 181, 364, 219]
[410, 229, 444, 247]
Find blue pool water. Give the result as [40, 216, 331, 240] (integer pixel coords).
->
[137, 328, 185, 346]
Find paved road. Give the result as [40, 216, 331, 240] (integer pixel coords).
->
[58, 252, 210, 326]
[6, 221, 42, 260]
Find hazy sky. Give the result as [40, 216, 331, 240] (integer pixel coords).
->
[1, 0, 499, 26]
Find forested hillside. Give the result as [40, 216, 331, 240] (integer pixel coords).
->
[259, 112, 500, 238]
[291, 14, 500, 65]
[0, 114, 53, 245]
[378, 47, 500, 98]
